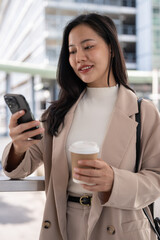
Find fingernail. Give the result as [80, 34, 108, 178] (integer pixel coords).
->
[19, 110, 24, 114]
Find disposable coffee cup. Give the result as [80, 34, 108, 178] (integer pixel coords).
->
[69, 141, 99, 184]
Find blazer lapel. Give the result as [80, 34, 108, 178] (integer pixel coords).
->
[52, 90, 86, 239]
[100, 107, 138, 168]
[87, 85, 139, 238]
[101, 85, 138, 168]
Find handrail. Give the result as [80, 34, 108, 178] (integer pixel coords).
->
[0, 176, 45, 192]
[0, 175, 159, 218]
[0, 60, 56, 79]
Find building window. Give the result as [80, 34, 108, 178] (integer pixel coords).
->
[153, 7, 160, 14]
[123, 24, 136, 35]
[122, 0, 136, 7]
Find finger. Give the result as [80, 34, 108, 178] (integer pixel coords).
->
[78, 159, 105, 169]
[74, 167, 102, 177]
[81, 183, 103, 192]
[81, 180, 113, 192]
[10, 120, 42, 139]
[16, 120, 42, 134]
[21, 127, 44, 140]
[73, 173, 99, 185]
[9, 110, 25, 128]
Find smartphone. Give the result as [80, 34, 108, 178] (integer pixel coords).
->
[4, 93, 43, 140]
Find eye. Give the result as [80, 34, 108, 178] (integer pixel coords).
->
[69, 49, 76, 55]
[84, 45, 94, 50]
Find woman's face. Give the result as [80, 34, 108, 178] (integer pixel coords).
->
[68, 24, 115, 88]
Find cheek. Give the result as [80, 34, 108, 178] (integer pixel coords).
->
[91, 50, 106, 65]
[97, 52, 110, 69]
[69, 58, 79, 76]
[69, 56, 75, 69]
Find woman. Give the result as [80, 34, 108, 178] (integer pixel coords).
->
[2, 13, 160, 240]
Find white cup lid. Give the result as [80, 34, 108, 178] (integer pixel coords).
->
[69, 141, 99, 154]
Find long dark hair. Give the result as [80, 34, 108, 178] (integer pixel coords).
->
[42, 13, 134, 136]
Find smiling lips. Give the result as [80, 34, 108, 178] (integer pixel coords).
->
[78, 65, 93, 73]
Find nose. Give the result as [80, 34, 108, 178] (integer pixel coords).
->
[76, 49, 87, 63]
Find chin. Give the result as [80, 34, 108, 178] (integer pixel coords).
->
[81, 78, 95, 84]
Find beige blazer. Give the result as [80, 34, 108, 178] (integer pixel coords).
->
[2, 85, 160, 240]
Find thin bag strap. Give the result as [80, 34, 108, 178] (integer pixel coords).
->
[143, 208, 160, 238]
[135, 98, 142, 172]
[135, 98, 160, 239]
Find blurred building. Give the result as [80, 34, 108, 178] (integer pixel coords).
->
[0, 0, 137, 68]
[0, 0, 160, 136]
[137, 0, 160, 70]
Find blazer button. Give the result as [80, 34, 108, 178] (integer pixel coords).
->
[43, 220, 51, 229]
[107, 225, 116, 235]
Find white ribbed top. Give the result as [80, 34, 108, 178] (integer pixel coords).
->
[66, 85, 118, 195]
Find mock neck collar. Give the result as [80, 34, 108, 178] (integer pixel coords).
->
[86, 85, 118, 99]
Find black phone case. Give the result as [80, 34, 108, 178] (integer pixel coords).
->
[4, 93, 43, 140]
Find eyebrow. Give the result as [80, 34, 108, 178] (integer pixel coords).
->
[68, 39, 95, 48]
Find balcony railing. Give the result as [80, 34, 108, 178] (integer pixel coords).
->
[74, 0, 136, 7]
[0, 175, 160, 220]
[0, 176, 45, 192]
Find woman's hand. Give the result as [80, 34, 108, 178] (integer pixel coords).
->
[9, 110, 44, 154]
[6, 110, 44, 172]
[73, 159, 114, 193]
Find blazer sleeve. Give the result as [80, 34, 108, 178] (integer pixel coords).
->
[2, 137, 44, 179]
[104, 99, 160, 210]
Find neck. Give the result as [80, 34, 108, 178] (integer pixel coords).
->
[87, 71, 116, 88]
